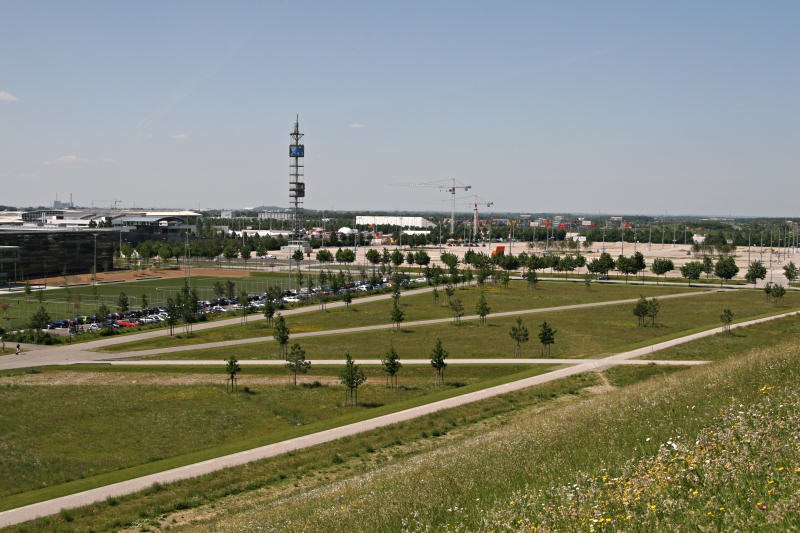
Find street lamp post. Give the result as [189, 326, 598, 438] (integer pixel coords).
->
[93, 234, 98, 286]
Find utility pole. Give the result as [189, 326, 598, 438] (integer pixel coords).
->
[444, 178, 471, 236]
[93, 233, 98, 285]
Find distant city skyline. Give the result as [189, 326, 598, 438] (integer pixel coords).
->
[1, 2, 798, 217]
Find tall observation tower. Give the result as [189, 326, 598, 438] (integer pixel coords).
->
[288, 115, 308, 250]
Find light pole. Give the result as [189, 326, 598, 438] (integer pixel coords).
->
[93, 234, 98, 286]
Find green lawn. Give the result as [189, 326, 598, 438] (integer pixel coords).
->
[100, 281, 697, 352]
[142, 289, 800, 360]
[640, 313, 800, 361]
[0, 363, 540, 502]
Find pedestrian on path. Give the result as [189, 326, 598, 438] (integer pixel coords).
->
[15, 343, 21, 355]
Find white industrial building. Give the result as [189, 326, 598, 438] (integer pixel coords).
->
[355, 216, 435, 228]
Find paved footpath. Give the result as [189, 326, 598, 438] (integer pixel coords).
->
[95, 358, 710, 366]
[0, 288, 716, 370]
[1, 308, 797, 528]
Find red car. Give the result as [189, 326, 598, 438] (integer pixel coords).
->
[116, 320, 138, 327]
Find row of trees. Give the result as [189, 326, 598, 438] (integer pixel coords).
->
[225, 338, 449, 405]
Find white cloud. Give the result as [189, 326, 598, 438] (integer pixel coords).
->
[44, 154, 89, 166]
[348, 122, 366, 129]
[0, 90, 19, 102]
[171, 133, 187, 140]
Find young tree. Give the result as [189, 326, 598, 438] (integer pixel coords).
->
[714, 256, 739, 286]
[390, 249, 404, 270]
[497, 270, 511, 288]
[28, 306, 51, 342]
[225, 356, 241, 392]
[508, 317, 529, 357]
[680, 261, 704, 284]
[632, 252, 646, 279]
[343, 289, 353, 310]
[646, 297, 661, 326]
[365, 248, 381, 272]
[765, 283, 786, 305]
[538, 321, 557, 356]
[339, 353, 366, 406]
[720, 308, 733, 333]
[449, 297, 464, 325]
[476, 291, 490, 325]
[139, 293, 149, 310]
[166, 296, 179, 336]
[286, 343, 311, 385]
[213, 281, 225, 299]
[616, 255, 634, 283]
[783, 261, 798, 284]
[96, 303, 110, 325]
[315, 249, 333, 263]
[263, 298, 275, 326]
[651, 258, 675, 284]
[633, 295, 648, 327]
[273, 314, 290, 358]
[239, 289, 250, 324]
[381, 345, 402, 388]
[444, 284, 454, 305]
[158, 244, 172, 266]
[745, 261, 767, 285]
[526, 269, 539, 290]
[390, 294, 405, 329]
[117, 291, 129, 314]
[335, 248, 356, 265]
[225, 280, 236, 300]
[429, 338, 448, 385]
[702, 255, 714, 279]
[414, 250, 430, 267]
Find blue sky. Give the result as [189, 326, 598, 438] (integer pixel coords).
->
[1, 1, 798, 215]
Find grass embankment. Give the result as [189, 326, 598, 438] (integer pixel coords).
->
[5, 370, 606, 532]
[0, 363, 551, 509]
[198, 327, 800, 530]
[99, 281, 694, 353]
[143, 289, 800, 360]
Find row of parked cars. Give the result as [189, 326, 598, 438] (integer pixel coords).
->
[41, 275, 431, 334]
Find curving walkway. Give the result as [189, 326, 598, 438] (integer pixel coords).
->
[1, 308, 797, 528]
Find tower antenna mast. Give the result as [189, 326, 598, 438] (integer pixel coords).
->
[289, 115, 306, 244]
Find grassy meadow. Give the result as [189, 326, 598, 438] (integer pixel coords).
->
[0, 363, 549, 507]
[141, 288, 800, 360]
[11, 311, 800, 531]
[98, 280, 697, 352]
[192, 327, 800, 531]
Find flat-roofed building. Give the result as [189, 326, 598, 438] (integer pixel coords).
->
[355, 216, 435, 228]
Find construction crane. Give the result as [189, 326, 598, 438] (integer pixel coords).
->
[459, 195, 493, 243]
[393, 178, 471, 235]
